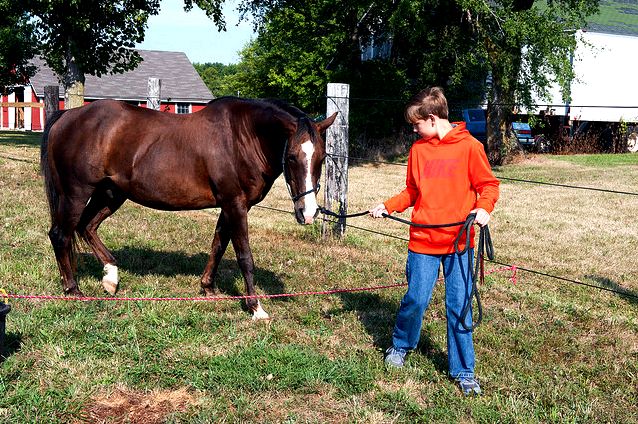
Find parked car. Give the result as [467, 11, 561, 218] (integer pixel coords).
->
[512, 121, 533, 145]
[461, 108, 487, 143]
[461, 110, 535, 149]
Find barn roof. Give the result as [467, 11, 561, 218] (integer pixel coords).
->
[29, 50, 213, 103]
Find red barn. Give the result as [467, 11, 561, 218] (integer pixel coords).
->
[1, 50, 214, 131]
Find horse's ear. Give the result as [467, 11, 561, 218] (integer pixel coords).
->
[315, 112, 338, 134]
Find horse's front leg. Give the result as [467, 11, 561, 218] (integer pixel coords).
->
[201, 212, 231, 296]
[227, 205, 270, 320]
[77, 187, 126, 295]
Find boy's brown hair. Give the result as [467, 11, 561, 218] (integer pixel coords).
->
[404, 86, 449, 122]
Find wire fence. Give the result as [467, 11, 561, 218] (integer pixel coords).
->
[254, 204, 638, 302]
[1, 103, 637, 305]
[312, 126, 638, 302]
[321, 93, 638, 157]
[329, 153, 638, 197]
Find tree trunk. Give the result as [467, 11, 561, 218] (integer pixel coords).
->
[486, 42, 524, 165]
[63, 50, 85, 109]
[486, 83, 508, 165]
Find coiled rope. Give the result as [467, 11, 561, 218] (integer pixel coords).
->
[319, 207, 493, 330]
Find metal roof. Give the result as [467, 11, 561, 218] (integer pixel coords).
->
[29, 50, 214, 103]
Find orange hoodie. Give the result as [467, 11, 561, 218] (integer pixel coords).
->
[384, 122, 499, 254]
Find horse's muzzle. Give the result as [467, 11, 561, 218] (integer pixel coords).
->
[294, 206, 317, 225]
[294, 207, 306, 224]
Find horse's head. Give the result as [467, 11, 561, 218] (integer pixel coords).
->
[283, 112, 338, 225]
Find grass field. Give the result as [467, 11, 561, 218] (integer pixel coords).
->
[590, 0, 638, 34]
[0, 130, 637, 423]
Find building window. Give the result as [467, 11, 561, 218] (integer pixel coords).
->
[176, 103, 191, 114]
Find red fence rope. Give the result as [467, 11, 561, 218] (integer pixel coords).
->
[2, 267, 518, 303]
[4, 283, 408, 302]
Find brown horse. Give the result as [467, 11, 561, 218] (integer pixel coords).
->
[40, 97, 337, 319]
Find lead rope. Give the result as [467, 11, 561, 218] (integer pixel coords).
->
[452, 214, 493, 331]
[318, 208, 493, 330]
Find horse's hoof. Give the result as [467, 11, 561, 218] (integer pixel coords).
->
[102, 264, 119, 295]
[65, 288, 85, 297]
[102, 279, 118, 295]
[201, 287, 217, 297]
[251, 301, 270, 321]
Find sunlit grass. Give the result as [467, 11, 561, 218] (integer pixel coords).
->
[0, 132, 636, 422]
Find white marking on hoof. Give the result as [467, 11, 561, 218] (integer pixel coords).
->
[252, 301, 270, 321]
[102, 264, 119, 295]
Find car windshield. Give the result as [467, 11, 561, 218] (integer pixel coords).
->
[467, 110, 485, 122]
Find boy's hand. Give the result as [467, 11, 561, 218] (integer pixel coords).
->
[470, 208, 490, 226]
[369, 204, 388, 218]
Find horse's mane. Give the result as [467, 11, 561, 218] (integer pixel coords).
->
[262, 99, 318, 143]
[207, 97, 318, 143]
[262, 98, 305, 118]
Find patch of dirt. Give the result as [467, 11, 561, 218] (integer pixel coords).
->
[256, 388, 355, 423]
[83, 386, 198, 424]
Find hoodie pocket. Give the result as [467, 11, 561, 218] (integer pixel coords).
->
[409, 207, 467, 248]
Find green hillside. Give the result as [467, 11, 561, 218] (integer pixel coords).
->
[587, 0, 638, 35]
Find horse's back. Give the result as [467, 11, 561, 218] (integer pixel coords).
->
[47, 101, 190, 190]
[52, 99, 168, 136]
[44, 97, 292, 211]
[49, 100, 149, 151]
[48, 99, 200, 161]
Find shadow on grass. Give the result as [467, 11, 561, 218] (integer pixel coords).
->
[338, 291, 448, 375]
[0, 131, 42, 148]
[0, 153, 39, 165]
[585, 274, 638, 305]
[0, 332, 22, 364]
[77, 247, 288, 301]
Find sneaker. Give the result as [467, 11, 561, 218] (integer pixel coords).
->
[457, 377, 481, 396]
[384, 346, 407, 368]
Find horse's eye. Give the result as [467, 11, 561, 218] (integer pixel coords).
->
[287, 155, 297, 163]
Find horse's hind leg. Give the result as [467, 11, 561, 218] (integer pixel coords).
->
[77, 186, 126, 295]
[201, 212, 231, 296]
[49, 191, 93, 296]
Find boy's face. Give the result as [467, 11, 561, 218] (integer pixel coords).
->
[411, 115, 437, 139]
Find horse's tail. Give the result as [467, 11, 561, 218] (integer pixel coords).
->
[40, 110, 67, 224]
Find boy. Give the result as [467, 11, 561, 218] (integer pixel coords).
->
[369, 87, 499, 395]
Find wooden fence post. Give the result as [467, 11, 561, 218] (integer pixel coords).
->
[322, 83, 350, 238]
[147, 78, 161, 110]
[44, 85, 60, 125]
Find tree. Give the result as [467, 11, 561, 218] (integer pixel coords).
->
[184, 0, 226, 29]
[193, 62, 242, 97]
[455, 0, 599, 164]
[0, 0, 37, 91]
[239, 0, 602, 163]
[226, 0, 417, 142]
[229, 0, 485, 137]
[23, 0, 167, 108]
[231, 2, 348, 113]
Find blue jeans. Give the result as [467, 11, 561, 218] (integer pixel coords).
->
[392, 249, 476, 379]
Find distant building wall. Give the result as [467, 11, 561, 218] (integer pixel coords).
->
[530, 30, 638, 123]
[2, 90, 210, 131]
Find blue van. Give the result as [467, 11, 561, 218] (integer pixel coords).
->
[463, 109, 534, 147]
[511, 121, 533, 145]
[461, 109, 487, 143]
